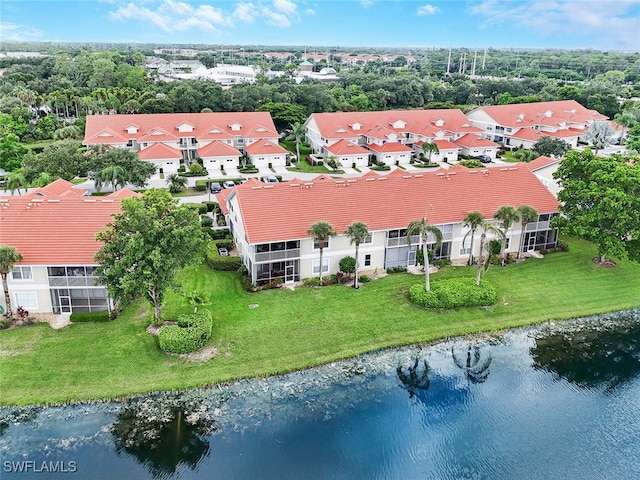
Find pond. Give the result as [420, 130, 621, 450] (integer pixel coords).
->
[2, 309, 640, 479]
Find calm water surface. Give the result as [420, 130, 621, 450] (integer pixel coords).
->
[2, 309, 640, 479]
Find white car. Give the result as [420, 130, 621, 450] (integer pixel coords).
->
[261, 176, 279, 184]
[222, 180, 236, 189]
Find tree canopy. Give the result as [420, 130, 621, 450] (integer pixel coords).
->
[94, 189, 208, 324]
[553, 150, 640, 263]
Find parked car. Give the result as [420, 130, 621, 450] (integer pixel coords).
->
[475, 155, 492, 164]
[261, 176, 279, 184]
[218, 247, 229, 256]
[222, 180, 236, 189]
[209, 182, 222, 193]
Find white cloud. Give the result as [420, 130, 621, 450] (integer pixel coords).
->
[109, 0, 230, 33]
[0, 23, 44, 42]
[234, 2, 258, 23]
[261, 0, 299, 28]
[360, 0, 375, 7]
[273, 0, 297, 15]
[304, 8, 316, 15]
[417, 4, 440, 16]
[469, 0, 640, 50]
[261, 8, 293, 28]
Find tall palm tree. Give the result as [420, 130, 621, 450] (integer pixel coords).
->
[100, 165, 128, 191]
[406, 216, 442, 292]
[517, 205, 539, 260]
[463, 211, 484, 266]
[307, 221, 336, 286]
[421, 141, 439, 163]
[4, 172, 27, 196]
[289, 122, 306, 168]
[0, 245, 23, 320]
[166, 173, 188, 193]
[493, 205, 519, 266]
[344, 221, 369, 289]
[467, 221, 504, 286]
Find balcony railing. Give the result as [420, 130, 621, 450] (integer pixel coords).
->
[255, 249, 300, 263]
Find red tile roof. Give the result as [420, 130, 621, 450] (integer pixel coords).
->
[326, 139, 369, 156]
[0, 189, 139, 265]
[470, 100, 607, 129]
[244, 139, 289, 155]
[137, 142, 182, 160]
[230, 166, 559, 244]
[26, 179, 86, 198]
[511, 128, 580, 142]
[366, 142, 413, 153]
[432, 139, 460, 150]
[198, 140, 241, 157]
[83, 112, 279, 145]
[455, 134, 499, 148]
[307, 109, 481, 141]
[526, 156, 561, 171]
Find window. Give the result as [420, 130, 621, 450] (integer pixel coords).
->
[363, 233, 373, 244]
[364, 254, 371, 267]
[14, 292, 37, 309]
[11, 266, 32, 280]
[312, 258, 329, 274]
[313, 238, 330, 250]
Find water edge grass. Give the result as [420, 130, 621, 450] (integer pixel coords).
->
[1, 236, 639, 406]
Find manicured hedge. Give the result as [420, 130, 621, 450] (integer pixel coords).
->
[409, 278, 497, 308]
[158, 310, 213, 354]
[206, 242, 242, 271]
[69, 311, 111, 322]
[183, 203, 208, 215]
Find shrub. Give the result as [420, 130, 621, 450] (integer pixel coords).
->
[70, 311, 111, 323]
[371, 165, 391, 171]
[409, 278, 497, 309]
[208, 228, 229, 240]
[189, 163, 204, 174]
[458, 159, 485, 168]
[158, 310, 213, 354]
[202, 201, 219, 213]
[184, 203, 208, 215]
[206, 242, 242, 271]
[432, 259, 452, 267]
[195, 180, 208, 192]
[339, 256, 356, 275]
[239, 167, 259, 174]
[387, 266, 407, 273]
[201, 216, 213, 227]
[303, 277, 321, 287]
[359, 275, 371, 283]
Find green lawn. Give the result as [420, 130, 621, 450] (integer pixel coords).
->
[286, 159, 344, 174]
[2, 237, 639, 406]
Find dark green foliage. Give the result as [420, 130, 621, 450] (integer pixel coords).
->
[69, 311, 111, 323]
[200, 216, 213, 227]
[207, 228, 229, 240]
[202, 201, 219, 213]
[359, 275, 371, 283]
[205, 242, 241, 271]
[458, 159, 485, 168]
[194, 180, 208, 191]
[184, 203, 208, 215]
[409, 278, 497, 308]
[158, 310, 213, 354]
[339, 256, 356, 274]
[386, 267, 407, 273]
[531, 136, 570, 157]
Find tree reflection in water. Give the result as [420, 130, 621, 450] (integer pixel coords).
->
[111, 391, 217, 478]
[451, 344, 492, 384]
[530, 318, 640, 392]
[397, 356, 431, 399]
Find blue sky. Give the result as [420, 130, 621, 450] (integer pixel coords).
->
[1, 1, 639, 51]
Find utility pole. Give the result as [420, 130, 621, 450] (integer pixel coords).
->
[446, 47, 451, 75]
[472, 50, 477, 76]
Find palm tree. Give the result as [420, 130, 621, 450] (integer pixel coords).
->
[4, 172, 27, 196]
[166, 173, 188, 193]
[467, 221, 504, 285]
[100, 165, 128, 191]
[0, 246, 23, 320]
[493, 205, 519, 266]
[289, 122, 306, 168]
[406, 216, 442, 292]
[517, 205, 538, 260]
[344, 222, 369, 289]
[462, 211, 484, 266]
[421, 141, 439, 164]
[307, 221, 336, 286]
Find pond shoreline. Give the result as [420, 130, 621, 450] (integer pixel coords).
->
[4, 306, 638, 409]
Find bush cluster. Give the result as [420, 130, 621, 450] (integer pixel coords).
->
[158, 310, 213, 354]
[69, 311, 111, 322]
[359, 275, 371, 283]
[409, 278, 497, 308]
[202, 201, 219, 213]
[540, 241, 569, 255]
[206, 242, 242, 271]
[387, 266, 407, 274]
[184, 203, 208, 215]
